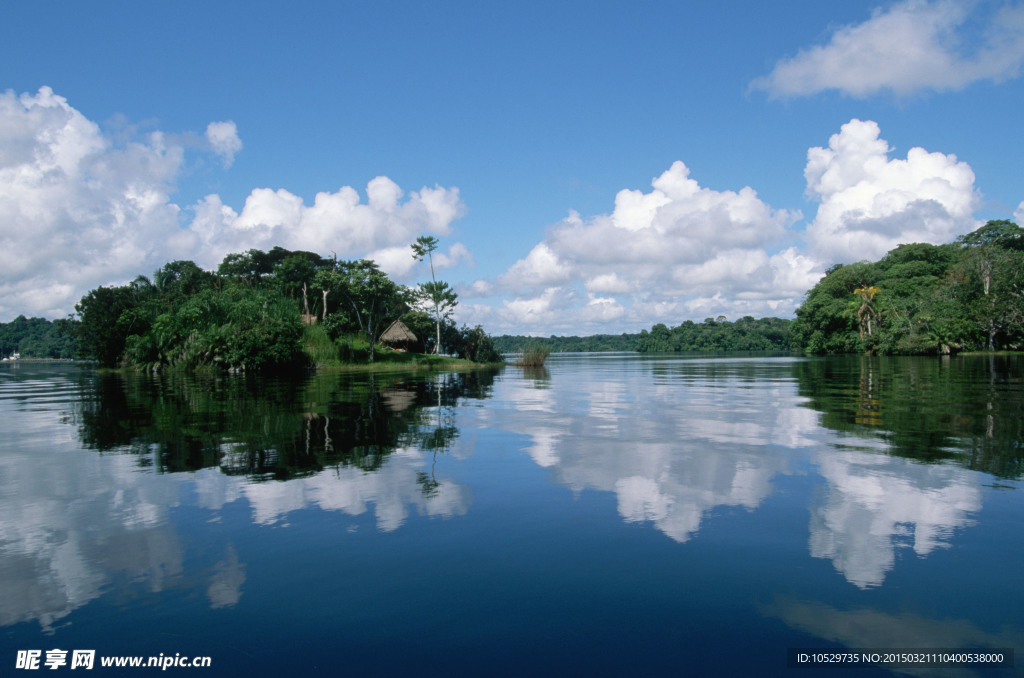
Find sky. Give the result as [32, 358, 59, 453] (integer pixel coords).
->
[1, 0, 1022, 335]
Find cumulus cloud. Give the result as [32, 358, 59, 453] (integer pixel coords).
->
[804, 119, 979, 261]
[501, 287, 579, 328]
[500, 242, 573, 288]
[751, 0, 1024, 98]
[480, 161, 814, 334]
[205, 121, 242, 167]
[1, 88, 1003, 337]
[1015, 200, 1024, 224]
[0, 87, 465, 321]
[195, 177, 465, 270]
[464, 118, 989, 335]
[432, 241, 473, 270]
[0, 87, 182, 319]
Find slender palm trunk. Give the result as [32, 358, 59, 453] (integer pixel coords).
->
[429, 255, 440, 354]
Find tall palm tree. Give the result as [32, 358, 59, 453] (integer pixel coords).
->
[853, 286, 880, 340]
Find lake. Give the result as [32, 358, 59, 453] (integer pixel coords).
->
[2, 354, 1021, 676]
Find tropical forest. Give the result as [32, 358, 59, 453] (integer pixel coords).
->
[64, 238, 500, 371]
[790, 219, 1024, 355]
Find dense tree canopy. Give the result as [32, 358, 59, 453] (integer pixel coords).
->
[792, 220, 1024, 355]
[314, 259, 412, 363]
[69, 247, 501, 370]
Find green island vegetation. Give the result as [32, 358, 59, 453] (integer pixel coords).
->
[791, 219, 1024, 355]
[64, 240, 502, 371]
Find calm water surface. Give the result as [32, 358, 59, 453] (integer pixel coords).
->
[1, 354, 1022, 676]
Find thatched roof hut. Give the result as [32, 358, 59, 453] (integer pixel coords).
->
[380, 320, 417, 351]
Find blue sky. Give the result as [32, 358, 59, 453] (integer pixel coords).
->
[2, 0, 1022, 334]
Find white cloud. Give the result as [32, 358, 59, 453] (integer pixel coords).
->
[366, 245, 418, 278]
[478, 161, 812, 335]
[468, 118, 985, 335]
[804, 119, 979, 262]
[432, 241, 473, 270]
[1, 89, 1004, 338]
[584, 272, 632, 295]
[0, 87, 466, 321]
[581, 294, 626, 323]
[1015, 200, 1024, 224]
[205, 121, 242, 167]
[201, 178, 465, 269]
[751, 0, 1024, 98]
[466, 279, 494, 297]
[0, 87, 182, 319]
[500, 242, 573, 289]
[501, 287, 576, 327]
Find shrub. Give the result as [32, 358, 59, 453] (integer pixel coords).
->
[515, 343, 550, 367]
[453, 325, 502, 363]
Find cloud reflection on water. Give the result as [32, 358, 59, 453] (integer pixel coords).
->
[0, 439, 188, 631]
[0, 356, 1009, 635]
[809, 450, 980, 589]
[493, 356, 988, 586]
[495, 361, 800, 543]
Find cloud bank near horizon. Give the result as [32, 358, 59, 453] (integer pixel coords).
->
[470, 119, 982, 335]
[0, 86, 1001, 336]
[471, 162, 817, 334]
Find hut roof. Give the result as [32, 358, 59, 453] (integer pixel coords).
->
[380, 320, 417, 344]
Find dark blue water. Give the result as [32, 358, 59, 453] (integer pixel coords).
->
[1, 355, 1021, 675]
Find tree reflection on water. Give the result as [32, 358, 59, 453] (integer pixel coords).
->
[73, 368, 500, 480]
[794, 355, 1024, 478]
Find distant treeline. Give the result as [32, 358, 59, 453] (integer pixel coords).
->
[638, 316, 793, 352]
[494, 320, 791, 353]
[0, 315, 77, 359]
[493, 333, 640, 353]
